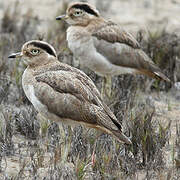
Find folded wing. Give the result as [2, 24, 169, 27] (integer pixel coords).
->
[92, 21, 140, 49]
[32, 64, 131, 143]
[92, 22, 170, 81]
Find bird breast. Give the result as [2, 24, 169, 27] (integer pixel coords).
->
[22, 68, 48, 114]
[66, 26, 94, 57]
[66, 26, 113, 75]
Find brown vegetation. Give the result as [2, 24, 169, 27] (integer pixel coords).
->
[0, 2, 179, 179]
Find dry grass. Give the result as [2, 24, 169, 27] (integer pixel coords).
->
[0, 2, 179, 179]
[137, 29, 180, 91]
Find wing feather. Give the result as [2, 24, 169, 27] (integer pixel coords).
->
[93, 37, 170, 81]
[33, 64, 121, 131]
[91, 21, 169, 81]
[92, 21, 140, 49]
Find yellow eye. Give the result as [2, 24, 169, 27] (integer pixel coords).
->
[31, 49, 40, 55]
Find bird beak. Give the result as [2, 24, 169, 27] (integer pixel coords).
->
[56, 14, 69, 21]
[8, 52, 23, 59]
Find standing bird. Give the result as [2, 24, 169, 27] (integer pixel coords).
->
[56, 2, 170, 96]
[8, 40, 131, 145]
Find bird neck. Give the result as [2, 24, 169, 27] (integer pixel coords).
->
[86, 17, 106, 33]
[28, 56, 57, 69]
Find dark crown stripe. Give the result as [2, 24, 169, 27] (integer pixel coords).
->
[72, 4, 98, 17]
[30, 42, 56, 57]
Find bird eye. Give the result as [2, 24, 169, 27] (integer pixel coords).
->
[30, 49, 40, 55]
[74, 11, 83, 17]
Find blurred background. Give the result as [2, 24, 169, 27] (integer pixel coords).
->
[2, 0, 180, 32]
[0, 0, 180, 179]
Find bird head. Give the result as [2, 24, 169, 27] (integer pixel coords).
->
[8, 40, 57, 67]
[56, 2, 100, 26]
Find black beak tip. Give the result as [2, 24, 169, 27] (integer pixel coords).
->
[8, 54, 16, 58]
[56, 16, 61, 20]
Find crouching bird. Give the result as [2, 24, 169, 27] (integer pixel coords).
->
[8, 40, 131, 145]
[56, 2, 170, 97]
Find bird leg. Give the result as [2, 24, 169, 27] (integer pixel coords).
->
[101, 76, 112, 99]
[91, 131, 105, 167]
[91, 139, 97, 167]
[60, 125, 72, 162]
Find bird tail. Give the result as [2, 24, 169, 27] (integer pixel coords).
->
[112, 130, 132, 144]
[153, 71, 170, 82]
[96, 110, 132, 144]
[134, 50, 171, 82]
[136, 69, 170, 82]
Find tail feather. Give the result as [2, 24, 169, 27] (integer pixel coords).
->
[96, 110, 132, 144]
[112, 130, 132, 144]
[153, 71, 170, 82]
[136, 69, 170, 82]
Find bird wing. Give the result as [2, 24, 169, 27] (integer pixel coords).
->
[92, 21, 169, 81]
[33, 64, 121, 131]
[92, 21, 140, 49]
[92, 36, 170, 81]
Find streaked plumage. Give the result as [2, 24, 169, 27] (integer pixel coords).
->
[56, 2, 170, 82]
[8, 40, 131, 144]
